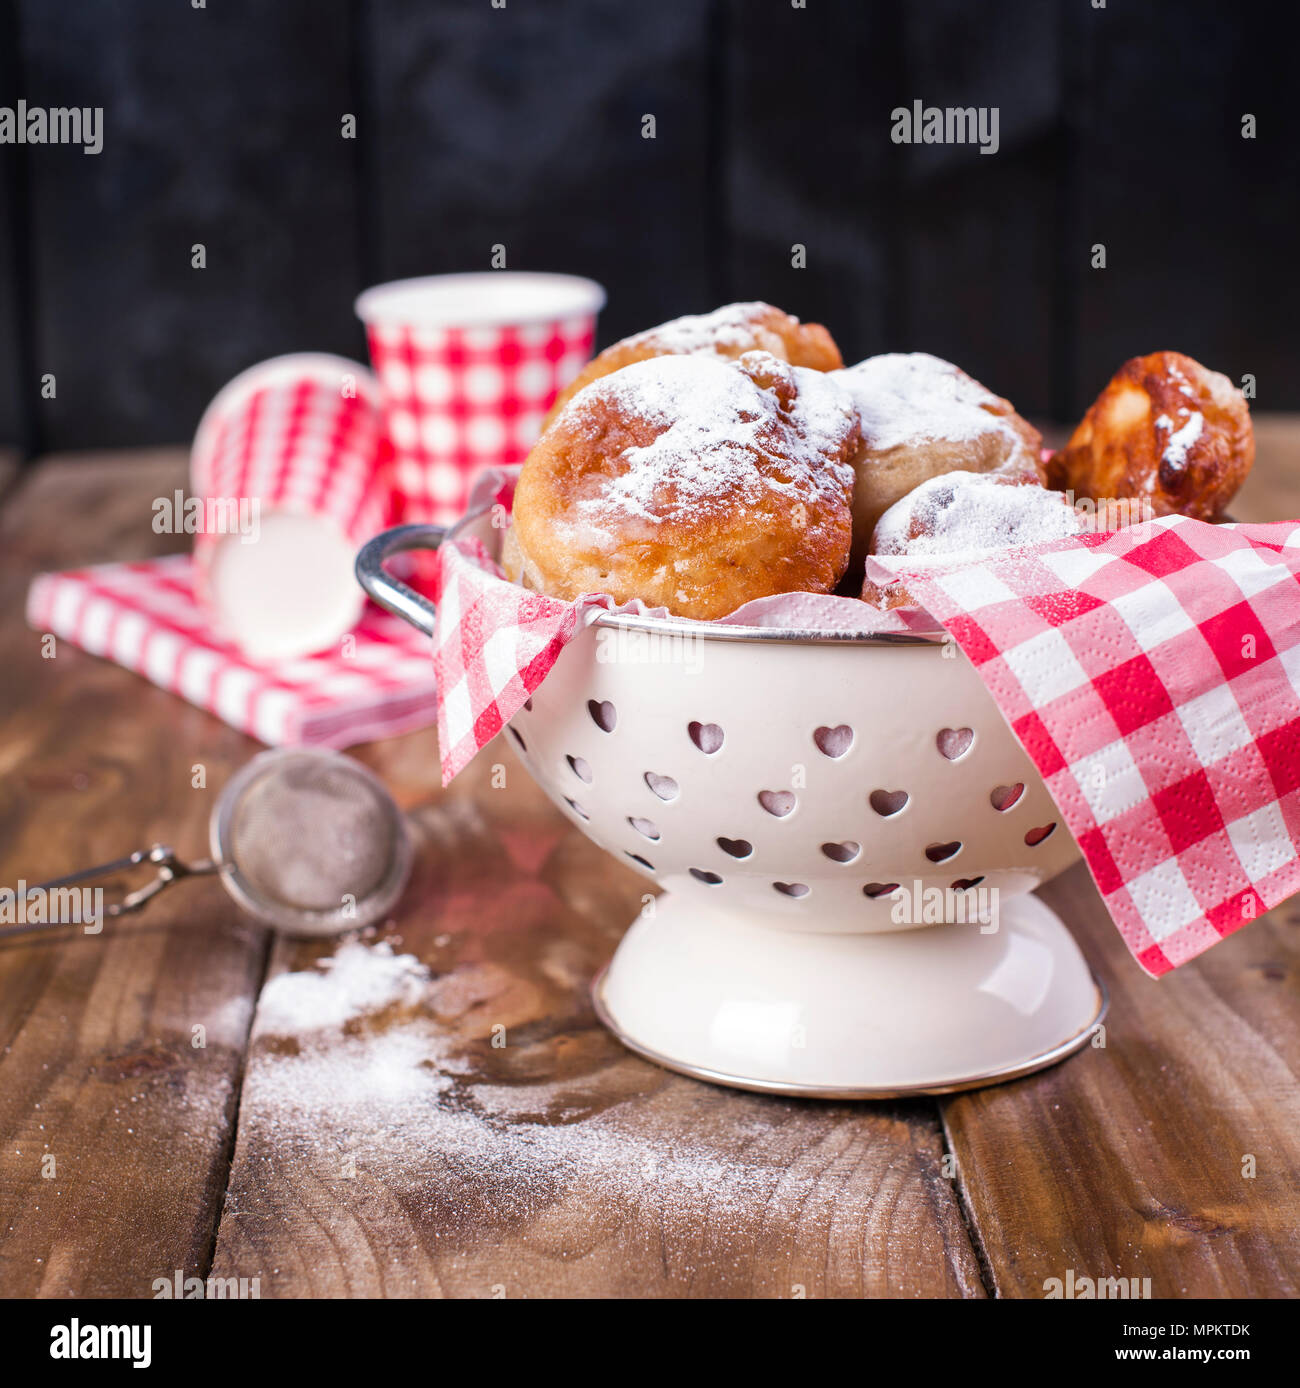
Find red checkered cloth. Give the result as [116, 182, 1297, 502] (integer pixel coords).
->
[866, 516, 1300, 974]
[430, 511, 1300, 974]
[27, 555, 436, 748]
[366, 317, 596, 526]
[430, 534, 650, 783]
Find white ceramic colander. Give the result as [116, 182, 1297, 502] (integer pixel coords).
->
[358, 515, 1105, 1097]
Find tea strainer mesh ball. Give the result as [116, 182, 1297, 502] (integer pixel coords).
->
[9, 747, 412, 940]
[213, 748, 412, 935]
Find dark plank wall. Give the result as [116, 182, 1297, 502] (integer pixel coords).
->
[367, 0, 716, 345]
[723, 2, 899, 381]
[0, 0, 26, 450]
[0, 0, 1295, 453]
[14, 0, 364, 452]
[1067, 0, 1299, 418]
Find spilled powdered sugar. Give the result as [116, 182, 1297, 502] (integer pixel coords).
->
[562, 353, 854, 532]
[835, 352, 1019, 451]
[240, 940, 840, 1231]
[873, 470, 1086, 557]
[254, 940, 430, 1035]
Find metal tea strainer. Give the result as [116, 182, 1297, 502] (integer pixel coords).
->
[9, 747, 412, 938]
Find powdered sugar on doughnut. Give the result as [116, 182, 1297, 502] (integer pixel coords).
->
[836, 352, 1023, 451]
[558, 353, 855, 534]
[1155, 410, 1204, 473]
[631, 302, 780, 355]
[873, 470, 1087, 557]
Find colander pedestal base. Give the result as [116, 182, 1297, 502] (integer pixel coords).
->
[594, 892, 1106, 1098]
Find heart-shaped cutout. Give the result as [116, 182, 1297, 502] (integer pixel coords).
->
[863, 882, 900, 899]
[644, 772, 679, 801]
[814, 724, 853, 758]
[869, 788, 909, 817]
[628, 816, 661, 840]
[820, 841, 860, 863]
[925, 840, 962, 863]
[936, 727, 974, 760]
[1025, 823, 1057, 847]
[564, 797, 589, 821]
[626, 852, 654, 870]
[757, 790, 796, 817]
[567, 754, 593, 783]
[688, 721, 724, 754]
[716, 837, 752, 858]
[952, 876, 985, 891]
[690, 868, 723, 885]
[773, 882, 810, 897]
[990, 783, 1023, 811]
[588, 699, 617, 733]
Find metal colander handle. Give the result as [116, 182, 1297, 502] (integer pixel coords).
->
[354, 523, 446, 637]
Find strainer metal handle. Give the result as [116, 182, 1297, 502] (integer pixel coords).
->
[0, 845, 218, 937]
[354, 523, 446, 637]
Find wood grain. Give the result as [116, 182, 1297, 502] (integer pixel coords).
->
[0, 450, 270, 1296]
[1232, 414, 1300, 524]
[942, 864, 1300, 1297]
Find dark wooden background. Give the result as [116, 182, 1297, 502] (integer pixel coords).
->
[0, 0, 1296, 458]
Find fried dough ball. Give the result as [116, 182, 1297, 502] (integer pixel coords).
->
[834, 353, 1045, 576]
[510, 350, 860, 620]
[860, 470, 1087, 609]
[541, 301, 842, 430]
[1049, 351, 1253, 520]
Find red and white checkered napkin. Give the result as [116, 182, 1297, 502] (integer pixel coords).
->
[867, 516, 1300, 975]
[429, 535, 644, 784]
[27, 555, 436, 748]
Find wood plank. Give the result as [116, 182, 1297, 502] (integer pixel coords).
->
[1230, 413, 1300, 524]
[0, 449, 270, 1295]
[211, 745, 984, 1298]
[16, 0, 363, 448]
[943, 862, 1300, 1297]
[363, 0, 716, 349]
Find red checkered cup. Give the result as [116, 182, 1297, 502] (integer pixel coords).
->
[190, 353, 393, 662]
[356, 272, 605, 526]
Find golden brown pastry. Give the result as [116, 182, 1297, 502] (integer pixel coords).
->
[541, 301, 842, 429]
[1048, 351, 1253, 520]
[510, 350, 860, 620]
[834, 353, 1045, 578]
[861, 470, 1087, 609]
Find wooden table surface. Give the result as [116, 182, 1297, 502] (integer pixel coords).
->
[2, 426, 1299, 1299]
